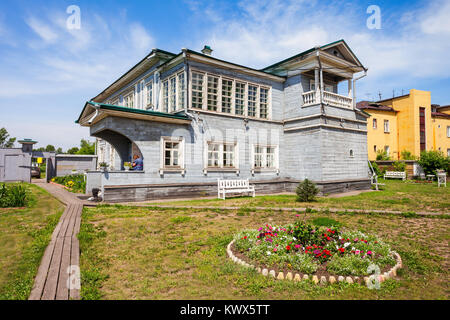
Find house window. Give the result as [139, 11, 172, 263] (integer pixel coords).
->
[221, 79, 233, 113]
[260, 88, 269, 119]
[349, 149, 354, 157]
[253, 145, 277, 169]
[162, 80, 169, 112]
[146, 81, 153, 110]
[248, 85, 258, 117]
[177, 72, 185, 110]
[235, 82, 245, 115]
[384, 120, 390, 133]
[169, 77, 177, 112]
[191, 72, 204, 109]
[138, 81, 145, 109]
[207, 142, 237, 168]
[447, 126, 450, 138]
[207, 76, 219, 111]
[109, 97, 119, 106]
[373, 118, 377, 129]
[447, 148, 450, 157]
[161, 137, 184, 169]
[310, 80, 333, 92]
[123, 91, 134, 108]
[374, 145, 377, 152]
[385, 145, 390, 155]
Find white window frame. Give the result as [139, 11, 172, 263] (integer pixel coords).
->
[207, 75, 219, 111]
[189, 69, 272, 120]
[310, 80, 333, 92]
[123, 90, 135, 108]
[160, 136, 185, 175]
[384, 120, 390, 133]
[447, 126, 450, 138]
[177, 72, 186, 111]
[373, 118, 377, 129]
[384, 145, 390, 155]
[146, 80, 154, 110]
[251, 144, 279, 173]
[203, 140, 239, 173]
[162, 80, 169, 113]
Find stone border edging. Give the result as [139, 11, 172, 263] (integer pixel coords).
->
[226, 240, 402, 285]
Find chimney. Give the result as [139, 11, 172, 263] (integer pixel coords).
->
[18, 138, 37, 153]
[201, 45, 213, 56]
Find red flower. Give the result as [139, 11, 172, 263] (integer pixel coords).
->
[286, 245, 291, 251]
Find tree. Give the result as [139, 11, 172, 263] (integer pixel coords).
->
[401, 150, 416, 160]
[45, 145, 56, 152]
[0, 127, 16, 148]
[296, 179, 320, 202]
[77, 139, 95, 155]
[418, 150, 450, 175]
[56, 147, 63, 154]
[67, 147, 79, 154]
[376, 150, 390, 161]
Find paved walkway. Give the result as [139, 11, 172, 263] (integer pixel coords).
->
[29, 181, 84, 300]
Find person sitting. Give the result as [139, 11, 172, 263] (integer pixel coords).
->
[131, 154, 143, 171]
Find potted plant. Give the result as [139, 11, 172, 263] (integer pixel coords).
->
[99, 162, 109, 172]
[124, 162, 132, 171]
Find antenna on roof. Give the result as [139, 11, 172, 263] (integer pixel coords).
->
[378, 91, 382, 100]
[392, 89, 395, 98]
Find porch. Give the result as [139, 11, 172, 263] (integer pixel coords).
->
[302, 89, 353, 109]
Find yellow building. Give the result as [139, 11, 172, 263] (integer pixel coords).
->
[357, 89, 450, 160]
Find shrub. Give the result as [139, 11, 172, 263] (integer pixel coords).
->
[296, 179, 319, 202]
[418, 150, 450, 175]
[52, 174, 86, 194]
[401, 150, 416, 160]
[0, 183, 28, 208]
[370, 161, 382, 177]
[376, 150, 390, 161]
[393, 161, 406, 172]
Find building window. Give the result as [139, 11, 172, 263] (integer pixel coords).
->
[169, 77, 177, 112]
[123, 91, 134, 108]
[260, 87, 269, 119]
[248, 85, 258, 117]
[310, 80, 333, 92]
[177, 72, 185, 110]
[207, 76, 219, 111]
[221, 79, 233, 113]
[253, 145, 277, 169]
[447, 148, 450, 157]
[161, 137, 184, 169]
[146, 81, 153, 110]
[374, 145, 377, 152]
[235, 82, 245, 115]
[384, 120, 390, 133]
[350, 149, 354, 157]
[384, 145, 390, 155]
[373, 118, 377, 129]
[207, 142, 236, 169]
[191, 72, 204, 109]
[447, 126, 450, 138]
[162, 80, 169, 112]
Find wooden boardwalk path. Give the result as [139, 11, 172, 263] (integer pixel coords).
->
[29, 181, 86, 300]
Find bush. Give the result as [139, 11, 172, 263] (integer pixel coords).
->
[393, 161, 406, 172]
[296, 179, 319, 202]
[51, 174, 86, 193]
[376, 150, 390, 161]
[401, 150, 416, 160]
[418, 150, 450, 175]
[0, 183, 29, 208]
[370, 161, 382, 177]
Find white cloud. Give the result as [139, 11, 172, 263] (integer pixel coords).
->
[129, 23, 154, 51]
[26, 16, 59, 43]
[421, 0, 450, 35]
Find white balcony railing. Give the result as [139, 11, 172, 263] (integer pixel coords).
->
[302, 89, 353, 109]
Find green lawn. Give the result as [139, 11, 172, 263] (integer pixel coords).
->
[0, 183, 64, 299]
[79, 203, 449, 300]
[145, 180, 450, 213]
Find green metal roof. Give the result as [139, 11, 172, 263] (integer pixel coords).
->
[75, 101, 191, 124]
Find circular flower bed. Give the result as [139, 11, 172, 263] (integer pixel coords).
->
[229, 221, 402, 285]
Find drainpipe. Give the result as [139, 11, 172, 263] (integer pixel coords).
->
[352, 69, 368, 109]
[87, 102, 102, 124]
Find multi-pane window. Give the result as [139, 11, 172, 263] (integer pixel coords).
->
[207, 142, 236, 168]
[373, 118, 377, 129]
[162, 80, 169, 113]
[235, 82, 245, 115]
[177, 72, 185, 110]
[191, 72, 204, 109]
[254, 145, 277, 169]
[146, 81, 153, 110]
[207, 76, 219, 111]
[222, 79, 233, 113]
[260, 88, 269, 119]
[248, 85, 257, 117]
[384, 145, 390, 155]
[170, 77, 177, 112]
[164, 141, 180, 167]
[384, 120, 390, 133]
[124, 91, 134, 108]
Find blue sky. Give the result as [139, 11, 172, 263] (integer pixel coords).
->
[1, 0, 449, 150]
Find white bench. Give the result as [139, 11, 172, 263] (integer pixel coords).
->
[217, 179, 255, 200]
[384, 171, 406, 181]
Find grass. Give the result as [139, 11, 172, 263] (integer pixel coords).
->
[0, 183, 64, 299]
[79, 204, 449, 300]
[144, 180, 450, 213]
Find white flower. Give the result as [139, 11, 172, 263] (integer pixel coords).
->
[344, 242, 351, 248]
[266, 251, 271, 256]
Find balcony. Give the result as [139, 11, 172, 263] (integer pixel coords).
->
[302, 89, 353, 109]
